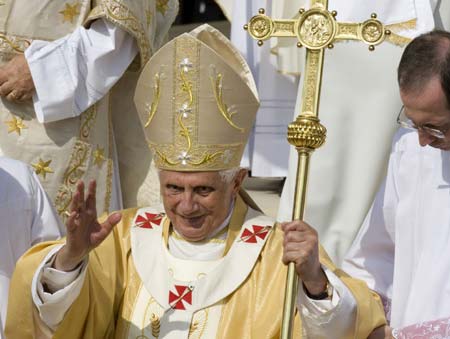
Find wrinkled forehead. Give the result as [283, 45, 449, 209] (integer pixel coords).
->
[159, 170, 222, 185]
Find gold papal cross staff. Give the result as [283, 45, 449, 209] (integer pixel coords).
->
[244, 1, 390, 338]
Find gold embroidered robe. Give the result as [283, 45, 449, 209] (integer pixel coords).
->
[0, 0, 177, 216]
[5, 196, 386, 338]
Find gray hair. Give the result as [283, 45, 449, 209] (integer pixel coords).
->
[218, 167, 243, 183]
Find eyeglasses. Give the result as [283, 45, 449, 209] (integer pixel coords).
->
[396, 106, 447, 139]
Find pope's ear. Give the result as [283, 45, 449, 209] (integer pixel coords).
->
[232, 168, 248, 193]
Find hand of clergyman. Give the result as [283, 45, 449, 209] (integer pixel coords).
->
[0, 54, 35, 102]
[54, 180, 122, 272]
[281, 220, 328, 296]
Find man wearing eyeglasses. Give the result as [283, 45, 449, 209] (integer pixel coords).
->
[343, 30, 450, 338]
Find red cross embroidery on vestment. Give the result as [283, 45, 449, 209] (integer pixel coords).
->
[134, 213, 163, 229]
[169, 285, 193, 310]
[240, 225, 270, 243]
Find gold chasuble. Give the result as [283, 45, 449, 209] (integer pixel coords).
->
[6, 195, 385, 339]
[0, 0, 178, 215]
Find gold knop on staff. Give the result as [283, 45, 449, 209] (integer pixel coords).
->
[244, 1, 391, 338]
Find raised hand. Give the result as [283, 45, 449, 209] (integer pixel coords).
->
[281, 220, 328, 297]
[54, 180, 122, 271]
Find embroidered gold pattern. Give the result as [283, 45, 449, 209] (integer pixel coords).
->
[55, 141, 90, 215]
[0, 34, 31, 53]
[32, 159, 54, 179]
[150, 313, 160, 338]
[209, 67, 244, 132]
[89, 0, 151, 65]
[93, 146, 106, 167]
[139, 297, 163, 339]
[146, 10, 153, 27]
[189, 309, 209, 339]
[55, 106, 97, 216]
[59, 2, 81, 23]
[104, 106, 114, 213]
[151, 39, 234, 169]
[80, 106, 97, 140]
[144, 73, 161, 128]
[156, 0, 169, 15]
[5, 116, 27, 135]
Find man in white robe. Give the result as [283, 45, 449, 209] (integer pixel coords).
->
[215, 0, 446, 262]
[0, 156, 64, 338]
[277, 0, 449, 263]
[0, 1, 178, 215]
[5, 25, 386, 339]
[343, 30, 450, 338]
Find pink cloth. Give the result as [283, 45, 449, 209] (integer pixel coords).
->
[393, 317, 450, 338]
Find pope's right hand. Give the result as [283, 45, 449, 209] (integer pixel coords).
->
[54, 180, 122, 272]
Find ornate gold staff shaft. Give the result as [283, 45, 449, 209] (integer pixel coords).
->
[245, 1, 389, 337]
[282, 48, 327, 339]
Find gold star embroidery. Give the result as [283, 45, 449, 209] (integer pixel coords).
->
[32, 159, 54, 179]
[156, 0, 169, 15]
[59, 2, 80, 23]
[5, 116, 27, 135]
[146, 10, 153, 26]
[93, 146, 106, 167]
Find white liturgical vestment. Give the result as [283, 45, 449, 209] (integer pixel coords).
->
[343, 129, 450, 328]
[0, 157, 64, 338]
[215, 0, 446, 262]
[277, 0, 448, 263]
[0, 0, 178, 217]
[25, 19, 138, 212]
[32, 205, 357, 338]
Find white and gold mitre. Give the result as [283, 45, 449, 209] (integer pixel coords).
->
[134, 24, 259, 171]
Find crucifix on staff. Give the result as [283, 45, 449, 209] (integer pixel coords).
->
[245, 1, 392, 337]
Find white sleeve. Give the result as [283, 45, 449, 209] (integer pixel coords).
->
[341, 133, 401, 308]
[32, 246, 88, 330]
[297, 267, 357, 338]
[25, 18, 138, 123]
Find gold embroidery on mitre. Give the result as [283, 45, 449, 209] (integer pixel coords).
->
[137, 27, 260, 171]
[144, 72, 162, 128]
[5, 116, 27, 135]
[148, 37, 244, 170]
[59, 2, 80, 24]
[32, 158, 54, 179]
[209, 66, 244, 133]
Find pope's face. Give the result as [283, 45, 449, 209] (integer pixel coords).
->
[401, 77, 450, 150]
[159, 170, 246, 241]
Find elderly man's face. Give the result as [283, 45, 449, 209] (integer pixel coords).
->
[401, 77, 450, 150]
[159, 170, 246, 241]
